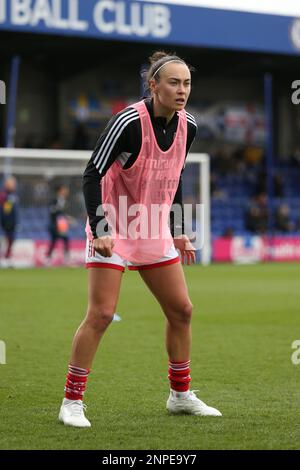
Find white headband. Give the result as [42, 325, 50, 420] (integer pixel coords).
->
[151, 59, 185, 80]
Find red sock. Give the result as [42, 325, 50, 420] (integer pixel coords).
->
[64, 364, 90, 401]
[168, 360, 191, 392]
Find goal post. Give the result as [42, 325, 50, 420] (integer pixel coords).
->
[185, 153, 211, 265]
[0, 149, 211, 266]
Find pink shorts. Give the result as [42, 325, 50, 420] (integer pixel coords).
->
[85, 240, 180, 272]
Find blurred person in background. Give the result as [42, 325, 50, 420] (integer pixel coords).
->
[245, 192, 269, 234]
[274, 204, 294, 233]
[0, 176, 19, 266]
[46, 184, 71, 264]
[273, 174, 284, 198]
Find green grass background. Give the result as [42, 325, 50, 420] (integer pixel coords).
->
[0, 263, 299, 450]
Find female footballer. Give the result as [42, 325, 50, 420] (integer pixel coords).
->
[59, 51, 222, 427]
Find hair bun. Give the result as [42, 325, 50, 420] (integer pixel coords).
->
[149, 51, 169, 65]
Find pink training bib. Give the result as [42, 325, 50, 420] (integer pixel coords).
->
[87, 100, 187, 264]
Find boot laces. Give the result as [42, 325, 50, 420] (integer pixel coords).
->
[67, 400, 87, 416]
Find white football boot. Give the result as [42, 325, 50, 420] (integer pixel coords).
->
[59, 399, 91, 427]
[167, 390, 222, 417]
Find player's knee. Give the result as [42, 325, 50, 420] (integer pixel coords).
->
[168, 301, 193, 325]
[86, 306, 115, 332]
[180, 301, 193, 323]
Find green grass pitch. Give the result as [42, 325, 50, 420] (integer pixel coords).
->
[0, 263, 299, 450]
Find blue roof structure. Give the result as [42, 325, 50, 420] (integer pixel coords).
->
[1, 0, 300, 55]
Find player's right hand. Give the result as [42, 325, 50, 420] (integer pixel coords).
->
[93, 236, 115, 257]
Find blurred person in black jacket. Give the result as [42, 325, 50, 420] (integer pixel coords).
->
[274, 204, 293, 233]
[0, 176, 19, 263]
[46, 185, 70, 263]
[245, 193, 269, 234]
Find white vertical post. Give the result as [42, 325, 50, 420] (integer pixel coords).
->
[200, 155, 211, 265]
[186, 153, 211, 265]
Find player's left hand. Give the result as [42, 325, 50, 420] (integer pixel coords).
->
[174, 234, 196, 265]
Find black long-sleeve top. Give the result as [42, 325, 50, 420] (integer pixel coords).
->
[83, 98, 197, 238]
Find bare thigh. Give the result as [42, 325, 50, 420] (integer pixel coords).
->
[87, 268, 123, 317]
[139, 263, 193, 318]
